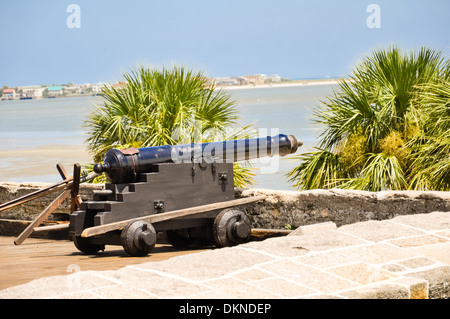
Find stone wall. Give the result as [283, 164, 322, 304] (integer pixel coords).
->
[1, 182, 449, 235]
[236, 188, 450, 229]
[0, 182, 103, 222]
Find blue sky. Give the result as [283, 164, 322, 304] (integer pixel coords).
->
[1, 0, 449, 87]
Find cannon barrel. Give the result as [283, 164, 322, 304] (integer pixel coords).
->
[94, 134, 302, 183]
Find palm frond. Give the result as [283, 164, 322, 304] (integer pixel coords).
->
[288, 149, 345, 190]
[84, 65, 255, 187]
[341, 153, 407, 191]
[289, 46, 449, 191]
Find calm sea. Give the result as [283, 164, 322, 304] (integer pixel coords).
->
[0, 84, 337, 189]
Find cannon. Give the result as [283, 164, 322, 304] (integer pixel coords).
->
[69, 134, 302, 256]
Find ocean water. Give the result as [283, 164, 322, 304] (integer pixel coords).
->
[0, 84, 338, 189]
[0, 96, 99, 151]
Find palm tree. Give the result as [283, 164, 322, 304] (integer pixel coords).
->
[288, 46, 449, 191]
[408, 79, 450, 190]
[85, 66, 255, 187]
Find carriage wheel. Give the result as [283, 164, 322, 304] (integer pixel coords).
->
[213, 208, 251, 247]
[121, 220, 156, 257]
[72, 235, 105, 255]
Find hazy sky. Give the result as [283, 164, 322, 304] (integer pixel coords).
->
[1, 0, 449, 87]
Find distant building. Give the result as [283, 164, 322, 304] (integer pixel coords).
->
[243, 74, 265, 86]
[265, 74, 282, 83]
[92, 84, 104, 94]
[18, 86, 46, 99]
[1, 88, 16, 100]
[48, 86, 63, 97]
[63, 85, 82, 95]
[214, 77, 240, 86]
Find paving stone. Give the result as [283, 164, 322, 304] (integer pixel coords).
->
[241, 277, 317, 298]
[112, 267, 208, 298]
[91, 285, 157, 299]
[339, 282, 410, 299]
[232, 269, 276, 282]
[397, 257, 437, 270]
[254, 230, 368, 253]
[133, 247, 274, 281]
[295, 251, 359, 269]
[335, 243, 415, 264]
[406, 242, 450, 265]
[189, 290, 238, 299]
[327, 263, 396, 285]
[258, 259, 358, 293]
[56, 291, 102, 299]
[381, 263, 408, 273]
[301, 294, 345, 299]
[436, 230, 450, 239]
[392, 211, 450, 231]
[288, 221, 337, 236]
[240, 236, 311, 257]
[407, 266, 450, 299]
[338, 220, 425, 242]
[388, 234, 448, 248]
[0, 272, 118, 299]
[391, 277, 429, 299]
[202, 278, 279, 299]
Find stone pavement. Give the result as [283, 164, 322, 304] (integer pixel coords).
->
[1, 211, 450, 299]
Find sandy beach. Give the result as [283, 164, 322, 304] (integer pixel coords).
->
[217, 78, 343, 91]
[0, 144, 92, 183]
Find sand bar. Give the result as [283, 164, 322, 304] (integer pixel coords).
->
[0, 144, 92, 182]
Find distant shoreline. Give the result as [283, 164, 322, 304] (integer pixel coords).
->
[217, 78, 344, 91]
[1, 78, 345, 102]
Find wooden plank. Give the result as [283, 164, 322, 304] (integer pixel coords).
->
[0, 179, 72, 213]
[81, 195, 267, 238]
[56, 163, 70, 180]
[14, 189, 71, 245]
[71, 164, 82, 212]
[33, 223, 70, 232]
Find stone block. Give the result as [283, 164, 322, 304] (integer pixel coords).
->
[327, 263, 396, 285]
[407, 266, 450, 299]
[258, 259, 358, 293]
[339, 220, 425, 242]
[241, 277, 317, 298]
[288, 221, 337, 236]
[336, 243, 415, 264]
[296, 251, 358, 269]
[133, 247, 274, 281]
[398, 257, 436, 270]
[388, 235, 448, 248]
[202, 278, 279, 299]
[392, 211, 450, 231]
[406, 242, 450, 265]
[392, 277, 429, 299]
[340, 282, 410, 299]
[278, 230, 368, 253]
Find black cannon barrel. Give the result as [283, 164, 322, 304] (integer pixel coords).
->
[94, 134, 302, 183]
